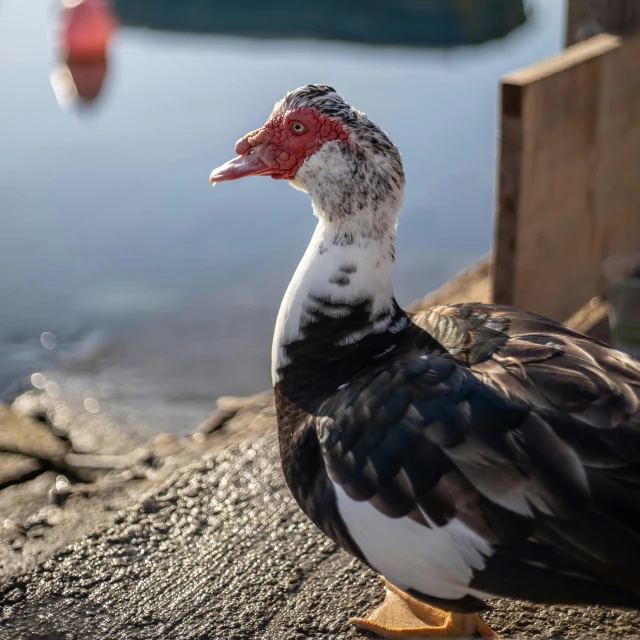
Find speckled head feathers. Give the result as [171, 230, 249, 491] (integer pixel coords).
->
[271, 84, 402, 163]
[269, 85, 406, 224]
[271, 85, 355, 122]
[210, 84, 405, 226]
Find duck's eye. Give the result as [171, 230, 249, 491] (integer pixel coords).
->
[290, 122, 307, 134]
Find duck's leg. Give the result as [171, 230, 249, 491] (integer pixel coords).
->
[350, 579, 499, 639]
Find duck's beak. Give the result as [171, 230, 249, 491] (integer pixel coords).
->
[209, 149, 271, 186]
[210, 129, 273, 186]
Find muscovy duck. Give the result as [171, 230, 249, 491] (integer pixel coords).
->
[209, 85, 640, 639]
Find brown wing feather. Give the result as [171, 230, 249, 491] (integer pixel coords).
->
[321, 302, 640, 606]
[416, 303, 640, 599]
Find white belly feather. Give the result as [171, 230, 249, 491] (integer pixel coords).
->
[334, 483, 493, 600]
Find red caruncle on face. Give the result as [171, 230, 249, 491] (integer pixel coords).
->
[235, 107, 350, 181]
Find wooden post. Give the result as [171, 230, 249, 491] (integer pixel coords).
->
[566, 0, 640, 47]
[492, 33, 640, 321]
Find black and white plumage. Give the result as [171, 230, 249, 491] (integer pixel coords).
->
[279, 303, 640, 611]
[210, 85, 640, 637]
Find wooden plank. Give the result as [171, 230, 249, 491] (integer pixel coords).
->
[491, 82, 524, 307]
[505, 34, 620, 83]
[492, 32, 640, 322]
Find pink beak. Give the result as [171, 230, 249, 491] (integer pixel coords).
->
[209, 150, 272, 185]
[209, 134, 272, 185]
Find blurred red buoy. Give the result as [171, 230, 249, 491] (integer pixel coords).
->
[58, 0, 118, 62]
[51, 59, 109, 106]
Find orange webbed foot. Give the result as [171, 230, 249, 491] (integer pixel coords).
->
[350, 579, 499, 639]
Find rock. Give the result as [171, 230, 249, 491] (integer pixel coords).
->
[48, 475, 71, 506]
[195, 390, 273, 435]
[0, 519, 27, 555]
[151, 433, 178, 447]
[0, 453, 41, 488]
[215, 390, 273, 413]
[0, 405, 68, 464]
[11, 391, 137, 458]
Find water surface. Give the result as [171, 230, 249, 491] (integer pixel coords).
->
[0, 0, 563, 433]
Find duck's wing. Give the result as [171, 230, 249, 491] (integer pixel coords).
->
[413, 302, 639, 432]
[317, 303, 640, 610]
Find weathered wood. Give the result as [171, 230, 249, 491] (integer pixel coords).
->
[492, 33, 640, 322]
[566, 0, 640, 46]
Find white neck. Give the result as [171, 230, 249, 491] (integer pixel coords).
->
[271, 219, 397, 384]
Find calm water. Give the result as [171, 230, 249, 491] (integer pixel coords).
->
[0, 0, 563, 434]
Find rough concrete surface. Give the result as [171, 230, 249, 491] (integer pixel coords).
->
[2, 427, 640, 640]
[0, 469, 153, 581]
[0, 392, 277, 583]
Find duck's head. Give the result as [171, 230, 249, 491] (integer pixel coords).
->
[210, 84, 405, 225]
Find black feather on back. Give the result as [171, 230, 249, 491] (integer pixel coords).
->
[277, 301, 640, 610]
